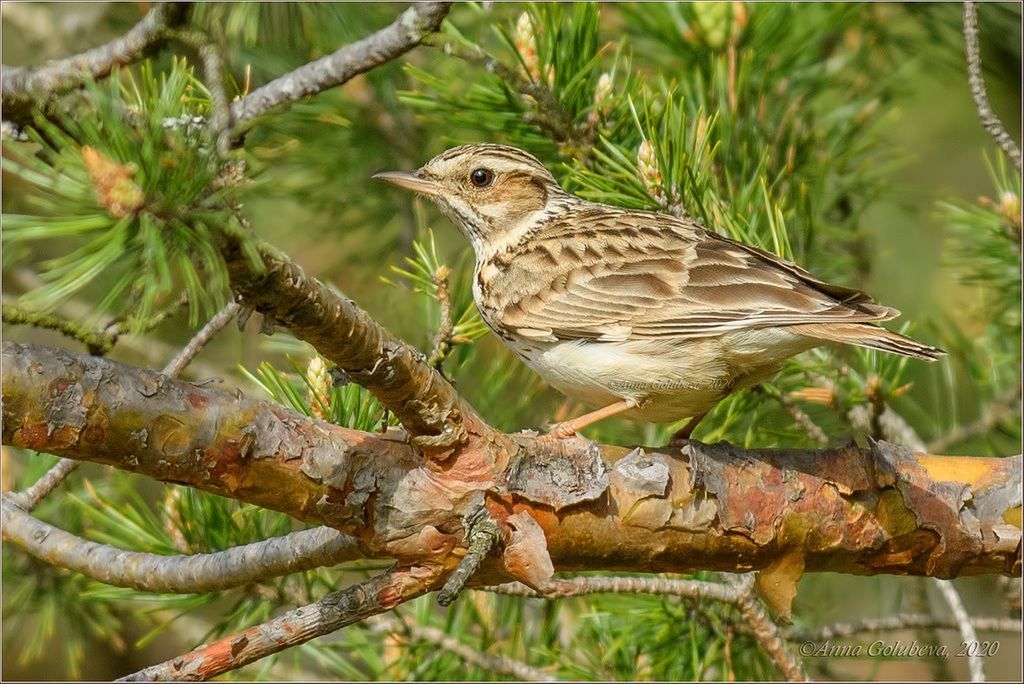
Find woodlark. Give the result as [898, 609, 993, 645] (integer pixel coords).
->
[375, 144, 945, 440]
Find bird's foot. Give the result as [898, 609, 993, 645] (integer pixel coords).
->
[537, 399, 634, 442]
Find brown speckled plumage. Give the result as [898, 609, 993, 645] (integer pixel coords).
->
[375, 144, 944, 438]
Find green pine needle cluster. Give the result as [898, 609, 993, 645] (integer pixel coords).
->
[242, 355, 397, 433]
[2, 59, 249, 333]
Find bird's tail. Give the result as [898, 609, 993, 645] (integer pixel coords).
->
[789, 323, 946, 361]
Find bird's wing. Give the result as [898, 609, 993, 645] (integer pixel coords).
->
[485, 207, 898, 343]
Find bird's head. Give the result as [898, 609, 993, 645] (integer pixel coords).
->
[374, 144, 568, 257]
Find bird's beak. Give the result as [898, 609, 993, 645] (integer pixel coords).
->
[372, 170, 442, 197]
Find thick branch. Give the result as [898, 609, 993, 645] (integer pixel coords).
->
[3, 342, 1020, 615]
[229, 2, 451, 133]
[1, 342, 405, 530]
[118, 565, 435, 681]
[1, 341, 501, 583]
[1, 502, 361, 593]
[221, 234, 481, 452]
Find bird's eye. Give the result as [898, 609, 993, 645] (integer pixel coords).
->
[470, 168, 494, 188]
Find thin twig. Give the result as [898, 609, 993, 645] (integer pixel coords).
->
[906, 576, 953, 681]
[1, 4, 179, 109]
[161, 301, 240, 377]
[6, 458, 80, 512]
[1, 302, 116, 355]
[792, 614, 1022, 641]
[483, 576, 737, 603]
[438, 508, 502, 606]
[758, 385, 829, 445]
[196, 35, 233, 157]
[370, 614, 560, 681]
[962, 2, 1022, 172]
[421, 34, 580, 147]
[848, 404, 928, 453]
[727, 574, 808, 682]
[1, 503, 363, 593]
[934, 578, 986, 682]
[429, 266, 455, 370]
[229, 2, 451, 135]
[929, 386, 1022, 453]
[484, 573, 806, 680]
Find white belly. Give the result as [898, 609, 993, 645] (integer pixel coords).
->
[511, 329, 820, 423]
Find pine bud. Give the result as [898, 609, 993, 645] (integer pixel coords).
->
[515, 13, 540, 81]
[638, 140, 668, 207]
[594, 73, 613, 109]
[999, 191, 1022, 231]
[588, 73, 614, 125]
[163, 487, 190, 553]
[307, 355, 332, 420]
[692, 1, 747, 49]
[81, 147, 145, 218]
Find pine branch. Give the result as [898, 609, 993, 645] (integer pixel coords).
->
[792, 614, 1022, 641]
[1, 506, 361, 593]
[4, 299, 242, 517]
[934, 577, 987, 682]
[1, 3, 449, 148]
[437, 507, 502, 606]
[1, 3, 185, 123]
[4, 456, 80, 512]
[220, 230, 481, 454]
[962, 2, 1023, 172]
[1, 302, 117, 356]
[755, 385, 829, 445]
[428, 265, 455, 370]
[2, 269, 225, 381]
[4, 343, 1018, 603]
[848, 403, 928, 453]
[906, 577, 955, 681]
[420, 33, 581, 147]
[161, 301, 240, 378]
[1, 342, 408, 529]
[370, 613, 559, 682]
[228, 2, 452, 137]
[484, 575, 738, 601]
[728, 574, 807, 682]
[117, 565, 435, 681]
[484, 574, 805, 681]
[189, 30, 233, 156]
[929, 386, 1023, 453]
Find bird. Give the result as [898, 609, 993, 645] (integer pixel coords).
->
[374, 143, 945, 441]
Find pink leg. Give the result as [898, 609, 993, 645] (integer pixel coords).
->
[542, 400, 633, 440]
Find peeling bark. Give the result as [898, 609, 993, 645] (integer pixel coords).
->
[3, 342, 1020, 610]
[118, 564, 436, 681]
[220, 234, 482, 453]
